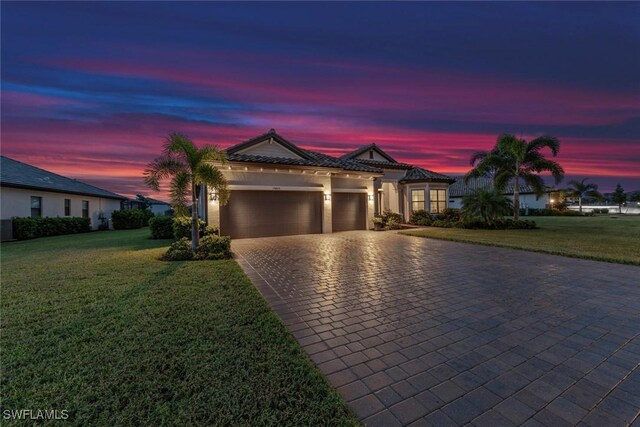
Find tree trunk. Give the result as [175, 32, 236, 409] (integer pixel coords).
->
[191, 183, 199, 252]
[513, 175, 520, 220]
[579, 197, 582, 213]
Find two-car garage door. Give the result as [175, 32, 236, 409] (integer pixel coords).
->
[220, 191, 323, 239]
[219, 190, 367, 238]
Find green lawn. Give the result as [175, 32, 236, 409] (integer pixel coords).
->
[1, 229, 358, 426]
[401, 215, 640, 265]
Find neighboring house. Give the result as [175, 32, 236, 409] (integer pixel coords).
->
[122, 196, 172, 216]
[202, 129, 454, 238]
[145, 197, 172, 216]
[0, 156, 125, 239]
[448, 176, 550, 209]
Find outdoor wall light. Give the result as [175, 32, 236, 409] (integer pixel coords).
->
[368, 194, 374, 201]
[324, 193, 331, 201]
[209, 190, 219, 202]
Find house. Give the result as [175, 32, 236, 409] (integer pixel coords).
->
[202, 129, 454, 238]
[0, 156, 125, 239]
[448, 176, 550, 209]
[122, 195, 172, 216]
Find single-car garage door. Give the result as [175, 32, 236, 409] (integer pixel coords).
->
[220, 191, 323, 238]
[332, 192, 367, 232]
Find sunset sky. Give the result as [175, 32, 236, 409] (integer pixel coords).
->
[2, 2, 639, 198]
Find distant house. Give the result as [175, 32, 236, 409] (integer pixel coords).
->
[145, 197, 172, 216]
[448, 176, 550, 210]
[122, 195, 172, 216]
[0, 156, 125, 240]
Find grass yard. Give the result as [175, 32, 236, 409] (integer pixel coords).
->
[1, 229, 358, 426]
[401, 215, 640, 265]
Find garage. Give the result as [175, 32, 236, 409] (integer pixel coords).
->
[331, 192, 367, 232]
[219, 190, 323, 238]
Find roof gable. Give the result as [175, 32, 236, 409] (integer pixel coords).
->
[226, 129, 310, 160]
[341, 143, 397, 163]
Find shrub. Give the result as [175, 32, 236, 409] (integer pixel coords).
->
[203, 225, 219, 236]
[381, 209, 403, 229]
[410, 209, 432, 226]
[601, 208, 609, 214]
[461, 189, 512, 225]
[162, 237, 194, 261]
[194, 235, 231, 260]
[149, 216, 174, 239]
[439, 208, 461, 221]
[172, 216, 207, 239]
[141, 209, 155, 226]
[111, 209, 144, 229]
[386, 217, 402, 230]
[12, 217, 91, 240]
[429, 218, 537, 230]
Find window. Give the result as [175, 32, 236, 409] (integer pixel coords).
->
[369, 150, 374, 159]
[82, 200, 89, 218]
[64, 199, 71, 216]
[411, 189, 425, 212]
[31, 196, 42, 218]
[430, 189, 447, 213]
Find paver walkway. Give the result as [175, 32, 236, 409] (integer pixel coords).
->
[232, 231, 640, 426]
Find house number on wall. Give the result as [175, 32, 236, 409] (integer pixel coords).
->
[272, 187, 281, 190]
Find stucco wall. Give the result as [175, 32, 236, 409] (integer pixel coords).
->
[0, 186, 122, 229]
[206, 167, 376, 233]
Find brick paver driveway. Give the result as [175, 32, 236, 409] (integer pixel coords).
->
[232, 231, 640, 426]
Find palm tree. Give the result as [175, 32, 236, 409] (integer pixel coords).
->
[144, 133, 229, 250]
[461, 189, 513, 226]
[466, 134, 564, 220]
[566, 178, 602, 213]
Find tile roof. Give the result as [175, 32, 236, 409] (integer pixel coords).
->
[400, 167, 456, 183]
[1, 156, 125, 200]
[224, 130, 453, 180]
[350, 158, 415, 170]
[225, 129, 383, 173]
[449, 176, 543, 197]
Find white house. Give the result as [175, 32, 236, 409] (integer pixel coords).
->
[201, 129, 454, 238]
[1, 156, 125, 240]
[448, 176, 550, 210]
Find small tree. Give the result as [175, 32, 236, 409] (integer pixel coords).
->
[461, 189, 513, 226]
[144, 133, 229, 251]
[611, 184, 627, 214]
[466, 134, 564, 220]
[567, 178, 602, 213]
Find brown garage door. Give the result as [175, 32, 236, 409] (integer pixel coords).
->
[220, 191, 323, 238]
[332, 192, 367, 232]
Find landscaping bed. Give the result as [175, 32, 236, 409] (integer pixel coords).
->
[0, 229, 358, 426]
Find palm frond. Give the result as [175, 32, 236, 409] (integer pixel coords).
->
[164, 132, 198, 168]
[194, 163, 230, 205]
[197, 145, 227, 165]
[520, 173, 546, 196]
[169, 171, 191, 216]
[528, 135, 560, 156]
[143, 155, 187, 190]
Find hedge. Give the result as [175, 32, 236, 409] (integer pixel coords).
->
[173, 216, 207, 239]
[12, 217, 91, 240]
[149, 216, 174, 239]
[111, 209, 145, 229]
